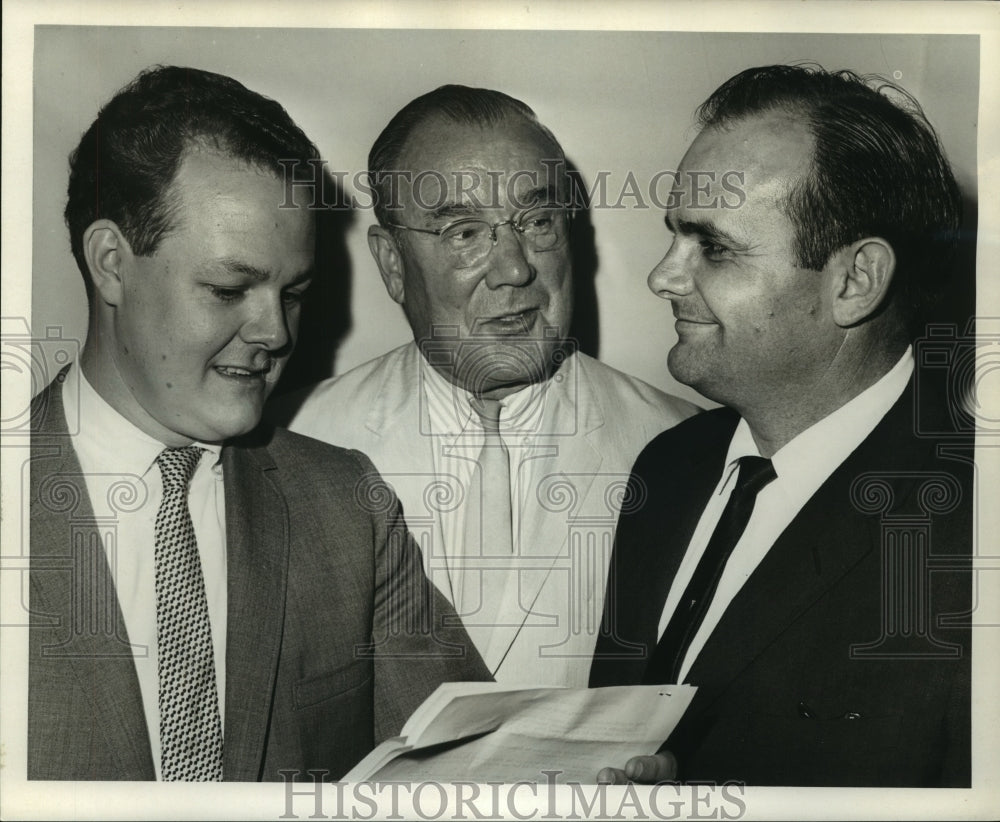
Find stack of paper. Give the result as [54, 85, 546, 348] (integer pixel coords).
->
[345, 682, 696, 783]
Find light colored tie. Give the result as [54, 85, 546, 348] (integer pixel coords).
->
[154, 446, 224, 781]
[458, 397, 513, 634]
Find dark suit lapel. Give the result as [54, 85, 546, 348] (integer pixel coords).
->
[684, 470, 878, 700]
[30, 374, 155, 778]
[221, 439, 289, 781]
[686, 383, 935, 703]
[636, 434, 733, 648]
[592, 410, 737, 685]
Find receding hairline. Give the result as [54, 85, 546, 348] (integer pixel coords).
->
[688, 109, 815, 191]
[387, 110, 565, 172]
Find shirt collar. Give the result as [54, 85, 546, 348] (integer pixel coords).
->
[723, 346, 914, 489]
[65, 362, 223, 479]
[418, 350, 549, 437]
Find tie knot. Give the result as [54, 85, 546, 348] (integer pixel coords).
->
[735, 455, 777, 496]
[156, 446, 205, 492]
[470, 397, 503, 430]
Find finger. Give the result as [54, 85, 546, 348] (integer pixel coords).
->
[624, 752, 678, 783]
[596, 767, 629, 785]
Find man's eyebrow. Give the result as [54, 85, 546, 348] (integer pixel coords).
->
[428, 202, 480, 222]
[207, 259, 315, 285]
[515, 185, 561, 208]
[666, 213, 747, 250]
[426, 184, 563, 223]
[288, 267, 315, 286]
[214, 259, 270, 281]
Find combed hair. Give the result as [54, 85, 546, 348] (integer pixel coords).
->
[367, 84, 566, 226]
[66, 65, 319, 296]
[697, 64, 962, 335]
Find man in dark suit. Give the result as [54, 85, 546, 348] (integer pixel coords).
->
[591, 65, 972, 787]
[28, 65, 487, 782]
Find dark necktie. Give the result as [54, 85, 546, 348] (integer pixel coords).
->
[154, 446, 224, 781]
[643, 455, 777, 684]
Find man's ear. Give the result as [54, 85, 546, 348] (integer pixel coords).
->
[368, 225, 406, 305]
[830, 237, 896, 327]
[83, 220, 131, 306]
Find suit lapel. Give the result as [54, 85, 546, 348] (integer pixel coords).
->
[30, 375, 155, 778]
[363, 345, 451, 587]
[686, 384, 935, 704]
[648, 434, 733, 637]
[592, 411, 735, 685]
[486, 357, 605, 674]
[517, 356, 604, 559]
[220, 440, 289, 781]
[685, 470, 879, 701]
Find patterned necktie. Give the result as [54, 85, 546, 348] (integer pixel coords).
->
[154, 446, 223, 781]
[458, 398, 513, 645]
[643, 455, 777, 684]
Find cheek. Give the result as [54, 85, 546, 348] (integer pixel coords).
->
[439, 274, 486, 319]
[538, 251, 570, 281]
[156, 311, 241, 374]
[696, 278, 746, 328]
[123, 279, 186, 341]
[285, 306, 303, 339]
[528, 255, 572, 308]
[403, 261, 454, 315]
[751, 306, 777, 335]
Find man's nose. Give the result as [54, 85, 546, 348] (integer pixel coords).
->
[648, 243, 693, 300]
[240, 295, 291, 351]
[483, 223, 535, 289]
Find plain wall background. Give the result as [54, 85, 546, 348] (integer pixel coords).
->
[32, 28, 979, 407]
[7, 8, 999, 820]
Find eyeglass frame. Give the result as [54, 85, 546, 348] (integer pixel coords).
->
[384, 203, 577, 256]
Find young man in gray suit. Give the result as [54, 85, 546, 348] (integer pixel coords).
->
[592, 65, 972, 787]
[28, 66, 486, 782]
[285, 86, 698, 687]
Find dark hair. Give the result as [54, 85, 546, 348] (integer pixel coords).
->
[697, 64, 962, 335]
[367, 84, 566, 226]
[65, 65, 319, 296]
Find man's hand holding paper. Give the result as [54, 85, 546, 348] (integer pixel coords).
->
[346, 684, 695, 784]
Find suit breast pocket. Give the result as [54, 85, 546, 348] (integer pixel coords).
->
[293, 659, 372, 710]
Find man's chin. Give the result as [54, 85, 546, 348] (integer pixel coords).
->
[455, 346, 561, 397]
[179, 408, 264, 445]
[666, 347, 711, 392]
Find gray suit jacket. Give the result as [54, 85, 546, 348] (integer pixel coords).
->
[283, 344, 698, 685]
[28, 373, 489, 781]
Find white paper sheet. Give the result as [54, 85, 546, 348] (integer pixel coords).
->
[345, 682, 696, 783]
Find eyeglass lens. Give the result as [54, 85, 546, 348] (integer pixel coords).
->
[440, 208, 569, 264]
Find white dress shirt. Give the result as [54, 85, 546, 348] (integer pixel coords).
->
[286, 341, 698, 685]
[658, 348, 914, 683]
[62, 362, 228, 779]
[420, 356, 547, 605]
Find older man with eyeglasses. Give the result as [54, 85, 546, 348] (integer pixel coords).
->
[284, 85, 697, 687]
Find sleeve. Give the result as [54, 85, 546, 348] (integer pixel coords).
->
[347, 452, 492, 742]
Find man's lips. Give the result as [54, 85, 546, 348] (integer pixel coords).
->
[475, 309, 539, 331]
[213, 363, 272, 379]
[672, 306, 716, 326]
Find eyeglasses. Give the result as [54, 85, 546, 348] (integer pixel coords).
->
[387, 205, 574, 267]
